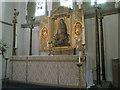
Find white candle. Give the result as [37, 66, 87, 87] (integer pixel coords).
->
[79, 56, 81, 63]
[82, 13, 86, 45]
[5, 53, 9, 59]
[79, 51, 81, 63]
[82, 28, 85, 45]
[15, 26, 17, 48]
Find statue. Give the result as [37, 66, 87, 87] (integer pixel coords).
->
[53, 19, 70, 47]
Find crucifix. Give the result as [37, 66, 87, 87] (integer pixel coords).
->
[12, 9, 19, 55]
[29, 17, 35, 55]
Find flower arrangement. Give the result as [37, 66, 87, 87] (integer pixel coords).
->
[0, 39, 8, 58]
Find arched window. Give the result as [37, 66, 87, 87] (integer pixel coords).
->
[60, 0, 73, 9]
[35, 0, 46, 16]
[91, 0, 106, 5]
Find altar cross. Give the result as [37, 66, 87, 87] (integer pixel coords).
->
[29, 17, 35, 55]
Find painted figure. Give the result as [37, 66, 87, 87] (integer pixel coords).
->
[53, 19, 70, 47]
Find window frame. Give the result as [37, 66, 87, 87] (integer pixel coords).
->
[60, 0, 73, 9]
[35, 0, 46, 17]
[91, 0, 107, 5]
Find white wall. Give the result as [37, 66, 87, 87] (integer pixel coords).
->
[85, 18, 96, 80]
[16, 2, 27, 56]
[104, 14, 118, 81]
[2, 1, 15, 80]
[2, 2, 27, 79]
[85, 14, 119, 82]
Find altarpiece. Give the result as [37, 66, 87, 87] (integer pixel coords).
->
[39, 6, 86, 55]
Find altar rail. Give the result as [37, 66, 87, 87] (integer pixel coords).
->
[10, 55, 86, 88]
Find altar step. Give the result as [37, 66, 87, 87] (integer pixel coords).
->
[2, 80, 62, 89]
[2, 80, 87, 90]
[2, 79, 116, 90]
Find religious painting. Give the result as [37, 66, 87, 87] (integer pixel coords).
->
[52, 18, 70, 47]
[41, 26, 48, 39]
[71, 9, 86, 50]
[50, 6, 73, 49]
[74, 21, 82, 38]
[39, 16, 50, 52]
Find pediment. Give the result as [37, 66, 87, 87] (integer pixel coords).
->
[51, 6, 73, 17]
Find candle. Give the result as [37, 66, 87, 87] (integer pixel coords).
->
[82, 28, 85, 45]
[79, 51, 81, 63]
[82, 13, 86, 45]
[5, 53, 9, 59]
[79, 56, 81, 63]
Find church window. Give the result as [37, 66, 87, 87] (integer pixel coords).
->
[35, 0, 46, 16]
[91, 0, 106, 5]
[60, 0, 73, 9]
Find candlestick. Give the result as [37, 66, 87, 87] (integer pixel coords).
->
[5, 54, 9, 79]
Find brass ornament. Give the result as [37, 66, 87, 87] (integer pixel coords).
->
[41, 26, 48, 40]
[74, 21, 83, 40]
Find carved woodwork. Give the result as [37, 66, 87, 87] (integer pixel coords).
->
[39, 6, 86, 54]
[39, 16, 50, 52]
[51, 47, 75, 55]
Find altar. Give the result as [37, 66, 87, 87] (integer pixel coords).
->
[9, 6, 87, 88]
[10, 55, 86, 88]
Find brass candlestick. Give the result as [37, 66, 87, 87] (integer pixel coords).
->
[98, 8, 106, 81]
[4, 56, 9, 79]
[12, 9, 19, 55]
[76, 44, 87, 88]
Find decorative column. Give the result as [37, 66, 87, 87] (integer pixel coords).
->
[12, 9, 19, 56]
[94, 2, 101, 85]
[99, 8, 106, 81]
